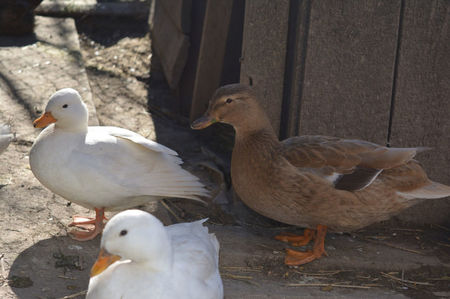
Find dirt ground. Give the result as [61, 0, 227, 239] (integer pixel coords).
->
[0, 15, 449, 299]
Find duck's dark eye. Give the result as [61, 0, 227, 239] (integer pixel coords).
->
[119, 229, 127, 236]
[225, 98, 233, 104]
[62, 104, 68, 108]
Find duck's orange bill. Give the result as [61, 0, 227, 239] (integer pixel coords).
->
[90, 248, 121, 277]
[33, 112, 57, 128]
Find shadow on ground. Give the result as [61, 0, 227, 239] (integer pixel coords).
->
[8, 236, 98, 298]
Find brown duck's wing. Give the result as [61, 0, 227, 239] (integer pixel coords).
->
[280, 135, 427, 191]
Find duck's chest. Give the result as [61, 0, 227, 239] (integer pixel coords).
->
[231, 142, 279, 201]
[29, 130, 83, 190]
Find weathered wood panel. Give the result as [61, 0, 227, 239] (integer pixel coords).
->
[160, 0, 192, 34]
[189, 0, 234, 121]
[298, 0, 401, 144]
[390, 0, 450, 224]
[240, 0, 290, 135]
[175, 0, 207, 117]
[150, 0, 190, 89]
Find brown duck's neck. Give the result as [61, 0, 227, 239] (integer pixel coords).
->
[234, 125, 281, 154]
[233, 111, 278, 140]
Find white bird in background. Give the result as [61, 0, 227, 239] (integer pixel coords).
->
[87, 209, 223, 299]
[0, 123, 13, 154]
[30, 88, 209, 241]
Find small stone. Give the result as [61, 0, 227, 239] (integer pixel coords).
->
[68, 245, 83, 251]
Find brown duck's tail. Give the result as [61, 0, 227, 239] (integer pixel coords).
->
[398, 181, 450, 200]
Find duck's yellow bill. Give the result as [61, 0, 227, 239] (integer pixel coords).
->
[90, 248, 121, 277]
[33, 112, 57, 128]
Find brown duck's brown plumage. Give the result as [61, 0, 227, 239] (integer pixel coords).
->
[192, 84, 450, 234]
[192, 83, 450, 265]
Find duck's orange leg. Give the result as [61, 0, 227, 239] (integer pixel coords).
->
[284, 225, 327, 266]
[68, 208, 106, 241]
[275, 229, 315, 246]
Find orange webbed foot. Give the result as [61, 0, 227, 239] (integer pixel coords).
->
[69, 225, 103, 241]
[275, 229, 315, 246]
[285, 249, 320, 265]
[68, 208, 106, 241]
[278, 225, 328, 266]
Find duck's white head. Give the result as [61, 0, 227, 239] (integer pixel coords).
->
[33, 88, 88, 131]
[90, 210, 172, 277]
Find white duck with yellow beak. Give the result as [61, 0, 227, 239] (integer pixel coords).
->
[30, 88, 208, 241]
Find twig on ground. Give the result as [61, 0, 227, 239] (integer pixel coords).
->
[437, 242, 450, 248]
[58, 290, 87, 299]
[221, 273, 260, 286]
[363, 283, 383, 287]
[160, 200, 183, 223]
[428, 276, 450, 281]
[287, 283, 373, 289]
[221, 266, 263, 272]
[381, 272, 433, 286]
[222, 273, 253, 280]
[432, 224, 450, 232]
[362, 237, 425, 255]
[57, 275, 77, 280]
[293, 269, 351, 276]
[390, 228, 424, 232]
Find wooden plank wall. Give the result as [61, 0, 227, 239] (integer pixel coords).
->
[240, 0, 290, 134]
[389, 0, 450, 223]
[297, 0, 401, 145]
[241, 0, 449, 224]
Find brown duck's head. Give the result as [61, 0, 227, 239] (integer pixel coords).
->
[191, 84, 270, 132]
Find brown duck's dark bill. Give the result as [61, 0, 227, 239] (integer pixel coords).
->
[191, 115, 217, 130]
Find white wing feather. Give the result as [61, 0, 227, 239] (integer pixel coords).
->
[0, 124, 13, 154]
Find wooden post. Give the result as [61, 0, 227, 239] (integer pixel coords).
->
[189, 0, 234, 121]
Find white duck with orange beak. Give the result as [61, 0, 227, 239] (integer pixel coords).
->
[87, 209, 223, 299]
[30, 88, 209, 241]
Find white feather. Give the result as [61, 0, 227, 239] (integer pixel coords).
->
[0, 123, 13, 154]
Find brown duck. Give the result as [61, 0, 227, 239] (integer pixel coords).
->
[192, 83, 450, 265]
